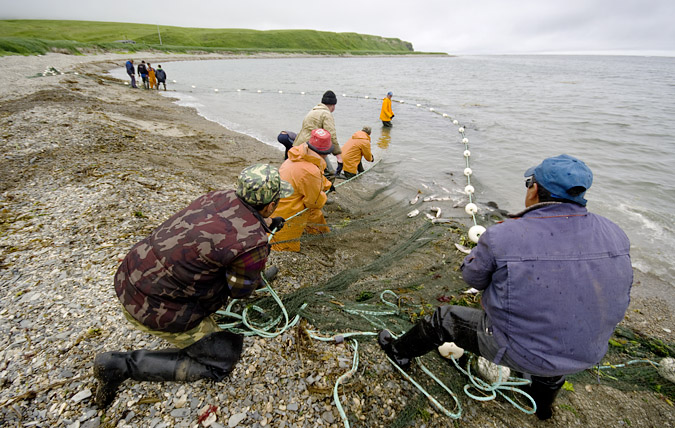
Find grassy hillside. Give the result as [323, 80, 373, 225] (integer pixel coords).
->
[0, 20, 430, 56]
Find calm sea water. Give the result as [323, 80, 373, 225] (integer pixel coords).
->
[112, 55, 675, 285]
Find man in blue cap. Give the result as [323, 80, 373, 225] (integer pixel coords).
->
[378, 154, 632, 420]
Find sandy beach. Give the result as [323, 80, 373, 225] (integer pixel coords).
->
[0, 52, 673, 428]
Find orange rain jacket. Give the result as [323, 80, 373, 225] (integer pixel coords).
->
[341, 131, 374, 175]
[148, 67, 157, 89]
[380, 97, 394, 121]
[271, 144, 332, 252]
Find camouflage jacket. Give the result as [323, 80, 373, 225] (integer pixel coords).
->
[115, 190, 270, 332]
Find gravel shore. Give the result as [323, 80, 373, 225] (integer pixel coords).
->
[0, 52, 673, 428]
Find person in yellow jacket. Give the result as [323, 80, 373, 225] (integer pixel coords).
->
[341, 126, 374, 178]
[380, 91, 395, 127]
[271, 129, 334, 252]
[294, 91, 342, 174]
[147, 63, 157, 90]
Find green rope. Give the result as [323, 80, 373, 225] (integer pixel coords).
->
[334, 339, 360, 428]
[216, 275, 306, 337]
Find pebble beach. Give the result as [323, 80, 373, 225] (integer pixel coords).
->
[0, 52, 673, 428]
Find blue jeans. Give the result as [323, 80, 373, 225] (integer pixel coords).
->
[128, 74, 137, 88]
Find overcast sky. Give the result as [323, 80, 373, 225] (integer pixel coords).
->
[1, 0, 674, 55]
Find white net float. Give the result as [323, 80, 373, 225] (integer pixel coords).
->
[468, 225, 486, 242]
[464, 167, 473, 176]
[442, 113, 448, 117]
[257, 90, 262, 93]
[191, 85, 196, 88]
[453, 120, 459, 125]
[300, 91, 305, 95]
[416, 103, 422, 107]
[458, 127, 465, 133]
[464, 185, 475, 194]
[278, 90, 283, 93]
[465, 203, 478, 215]
[214, 88, 219, 92]
[438, 342, 464, 359]
[365, 95, 369, 99]
[462, 137, 469, 144]
[463, 150, 471, 157]
[342, 93, 346, 97]
[429, 107, 435, 112]
[237, 89, 242, 92]
[659, 357, 675, 383]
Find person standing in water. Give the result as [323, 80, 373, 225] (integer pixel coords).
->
[380, 91, 395, 127]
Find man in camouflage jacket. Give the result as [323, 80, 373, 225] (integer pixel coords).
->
[93, 164, 293, 408]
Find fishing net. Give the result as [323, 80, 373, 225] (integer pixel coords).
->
[568, 326, 675, 401]
[218, 173, 675, 428]
[205, 96, 674, 425]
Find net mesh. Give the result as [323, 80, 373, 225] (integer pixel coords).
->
[217, 173, 675, 427]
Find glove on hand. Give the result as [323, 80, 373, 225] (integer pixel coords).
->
[270, 217, 285, 231]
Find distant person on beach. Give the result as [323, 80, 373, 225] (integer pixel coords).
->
[341, 126, 374, 178]
[293, 90, 342, 175]
[277, 130, 297, 160]
[378, 154, 632, 420]
[92, 164, 292, 408]
[137, 61, 149, 89]
[125, 59, 137, 88]
[147, 63, 157, 90]
[155, 65, 167, 91]
[380, 91, 395, 127]
[271, 128, 334, 252]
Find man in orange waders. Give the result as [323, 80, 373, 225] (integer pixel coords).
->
[271, 128, 334, 252]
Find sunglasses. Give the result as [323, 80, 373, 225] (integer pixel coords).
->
[525, 176, 535, 188]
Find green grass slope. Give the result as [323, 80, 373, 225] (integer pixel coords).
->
[0, 20, 436, 56]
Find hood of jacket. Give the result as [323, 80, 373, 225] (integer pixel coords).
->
[286, 143, 326, 171]
[349, 130, 371, 141]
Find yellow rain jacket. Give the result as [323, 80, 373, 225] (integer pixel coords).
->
[341, 131, 374, 175]
[148, 67, 157, 89]
[293, 104, 342, 155]
[380, 97, 394, 121]
[271, 144, 332, 252]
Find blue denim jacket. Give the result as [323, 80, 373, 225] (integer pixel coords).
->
[461, 202, 632, 376]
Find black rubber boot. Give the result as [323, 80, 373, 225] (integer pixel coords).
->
[93, 331, 244, 408]
[378, 323, 439, 369]
[93, 352, 130, 409]
[93, 349, 212, 408]
[379, 305, 483, 369]
[523, 374, 566, 420]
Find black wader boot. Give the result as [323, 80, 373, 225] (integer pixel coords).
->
[94, 331, 243, 408]
[523, 374, 566, 420]
[378, 305, 482, 369]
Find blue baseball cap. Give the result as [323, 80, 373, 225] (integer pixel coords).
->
[524, 154, 593, 206]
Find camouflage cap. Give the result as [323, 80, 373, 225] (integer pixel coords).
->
[236, 164, 294, 206]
